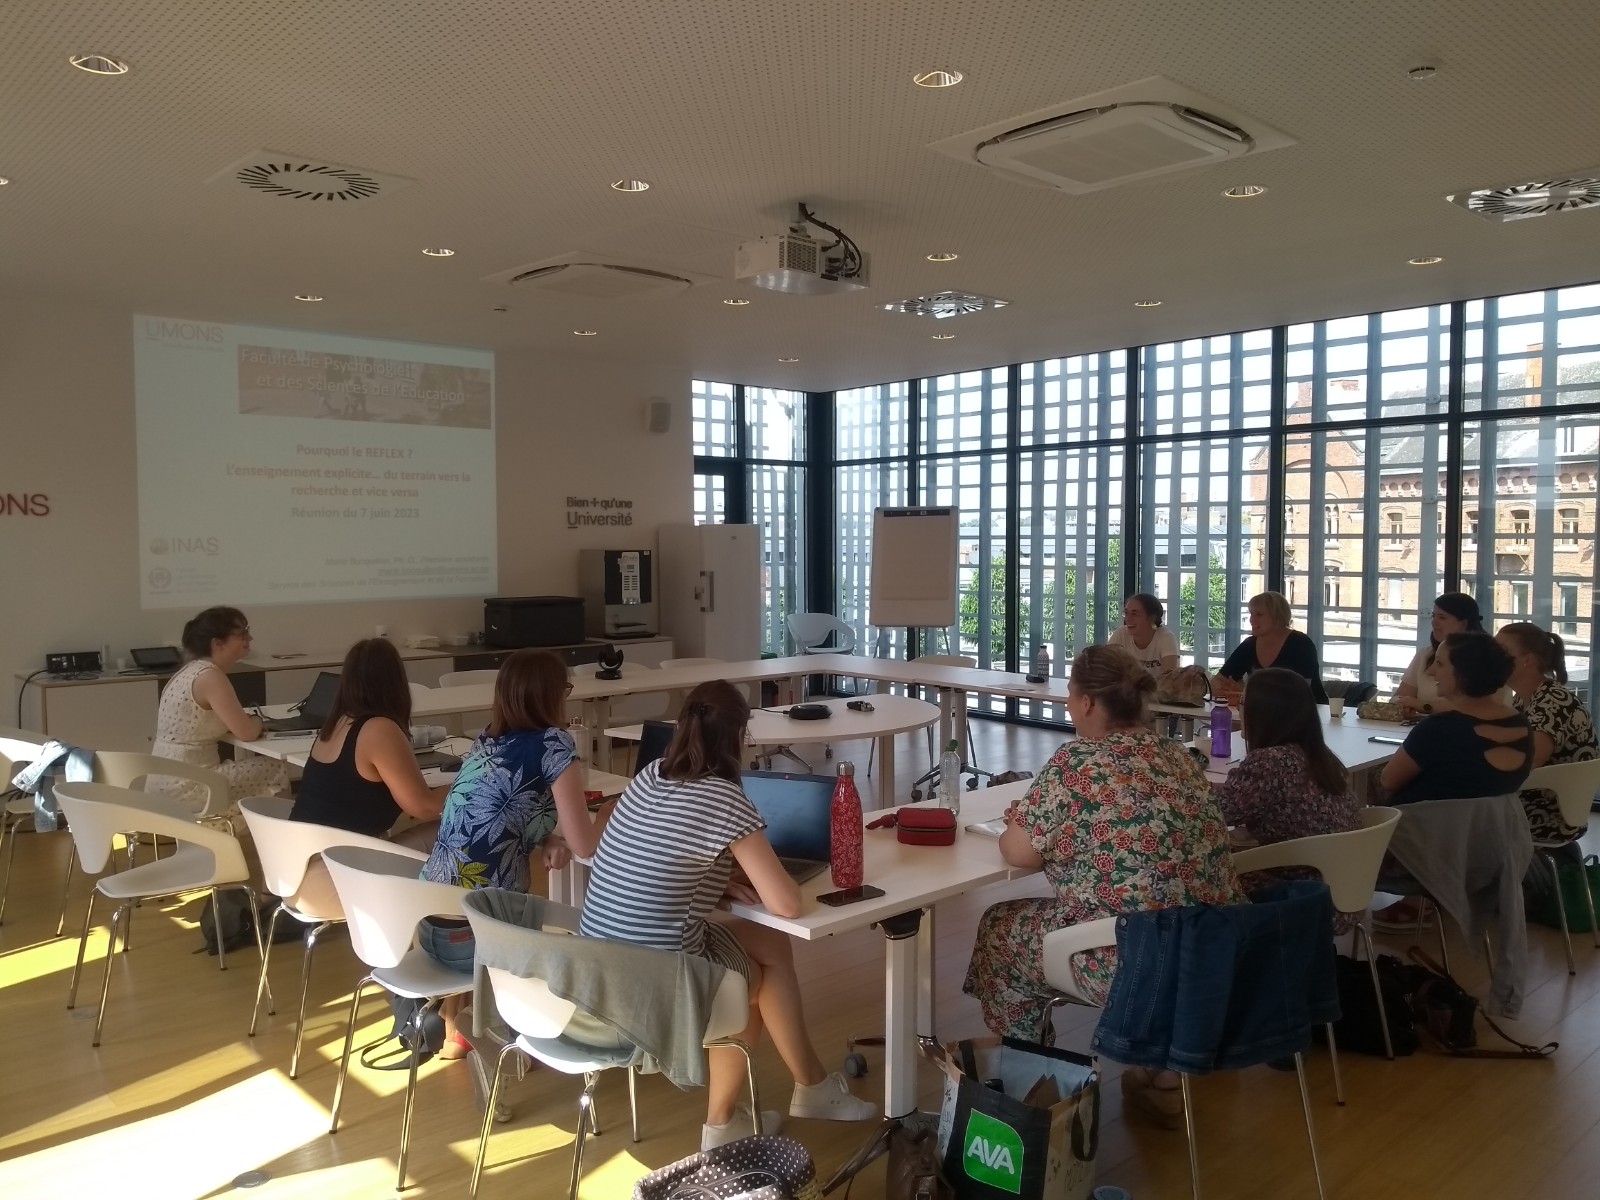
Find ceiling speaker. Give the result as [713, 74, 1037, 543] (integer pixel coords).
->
[647, 398, 672, 434]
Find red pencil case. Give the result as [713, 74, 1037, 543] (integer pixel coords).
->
[895, 806, 957, 846]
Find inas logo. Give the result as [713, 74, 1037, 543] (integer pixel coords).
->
[142, 317, 225, 344]
[155, 535, 220, 556]
[963, 1110, 1024, 1194]
[149, 537, 170, 556]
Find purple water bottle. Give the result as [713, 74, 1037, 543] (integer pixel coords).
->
[1209, 699, 1232, 760]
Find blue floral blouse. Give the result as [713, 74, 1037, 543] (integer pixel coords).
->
[421, 726, 576, 893]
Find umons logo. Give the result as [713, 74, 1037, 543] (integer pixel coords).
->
[142, 318, 225, 344]
[149, 537, 170, 556]
[148, 567, 171, 591]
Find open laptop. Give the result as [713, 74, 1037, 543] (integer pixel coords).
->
[129, 645, 183, 673]
[633, 720, 676, 775]
[259, 671, 341, 734]
[741, 770, 834, 883]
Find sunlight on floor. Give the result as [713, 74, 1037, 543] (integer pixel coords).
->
[0, 928, 109, 987]
[0, 1070, 329, 1198]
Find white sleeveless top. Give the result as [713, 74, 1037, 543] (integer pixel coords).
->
[152, 659, 230, 767]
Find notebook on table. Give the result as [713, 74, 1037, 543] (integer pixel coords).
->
[740, 770, 835, 883]
[259, 671, 341, 734]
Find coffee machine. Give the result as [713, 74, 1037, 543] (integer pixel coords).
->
[577, 549, 658, 638]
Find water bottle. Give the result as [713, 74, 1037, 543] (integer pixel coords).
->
[830, 762, 864, 889]
[1026, 643, 1051, 683]
[1209, 699, 1232, 760]
[938, 739, 962, 815]
[566, 716, 590, 789]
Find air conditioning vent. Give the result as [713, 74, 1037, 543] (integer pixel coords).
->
[507, 262, 693, 299]
[929, 76, 1294, 195]
[1447, 172, 1600, 223]
[883, 291, 1010, 319]
[205, 151, 414, 205]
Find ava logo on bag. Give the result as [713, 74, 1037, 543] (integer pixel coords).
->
[964, 1110, 1026, 1193]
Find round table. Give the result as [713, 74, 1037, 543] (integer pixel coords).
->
[747, 694, 939, 808]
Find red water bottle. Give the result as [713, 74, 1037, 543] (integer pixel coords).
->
[830, 761, 864, 889]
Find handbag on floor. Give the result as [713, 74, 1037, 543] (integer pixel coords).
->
[821, 1116, 951, 1200]
[635, 1135, 820, 1200]
[1400, 949, 1557, 1060]
[1314, 952, 1419, 1057]
[1526, 853, 1600, 934]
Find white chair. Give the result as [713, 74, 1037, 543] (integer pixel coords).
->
[0, 727, 50, 926]
[1522, 758, 1600, 974]
[408, 681, 434, 701]
[1232, 807, 1404, 1091]
[323, 844, 475, 1193]
[239, 796, 428, 1077]
[462, 892, 760, 1200]
[57, 780, 266, 1047]
[440, 669, 500, 688]
[788, 613, 860, 703]
[53, 752, 234, 938]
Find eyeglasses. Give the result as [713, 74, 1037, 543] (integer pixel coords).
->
[235, 627, 252, 639]
[564, 682, 574, 695]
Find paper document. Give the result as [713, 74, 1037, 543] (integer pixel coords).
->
[965, 817, 1006, 839]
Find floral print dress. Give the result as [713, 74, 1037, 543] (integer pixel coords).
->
[1516, 681, 1598, 843]
[963, 729, 1245, 1041]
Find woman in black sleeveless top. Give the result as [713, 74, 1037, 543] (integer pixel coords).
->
[290, 639, 446, 839]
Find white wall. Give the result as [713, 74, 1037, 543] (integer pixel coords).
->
[0, 297, 691, 706]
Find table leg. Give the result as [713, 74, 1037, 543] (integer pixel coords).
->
[917, 907, 936, 1040]
[879, 911, 923, 1120]
[878, 732, 896, 809]
[937, 688, 955, 752]
[588, 697, 614, 773]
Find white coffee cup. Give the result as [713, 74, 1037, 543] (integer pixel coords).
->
[1328, 697, 1345, 718]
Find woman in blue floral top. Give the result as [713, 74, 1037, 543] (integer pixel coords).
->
[420, 649, 611, 1050]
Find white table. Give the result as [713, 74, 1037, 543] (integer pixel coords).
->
[730, 781, 1035, 1118]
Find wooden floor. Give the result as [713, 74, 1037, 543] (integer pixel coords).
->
[4, 721, 1600, 1199]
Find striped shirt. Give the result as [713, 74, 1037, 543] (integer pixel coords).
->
[579, 762, 765, 958]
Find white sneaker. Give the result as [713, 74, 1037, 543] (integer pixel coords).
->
[789, 1072, 877, 1122]
[700, 1106, 783, 1151]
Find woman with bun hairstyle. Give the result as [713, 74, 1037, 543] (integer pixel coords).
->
[150, 605, 287, 814]
[963, 645, 1244, 1126]
[1498, 621, 1598, 843]
[1395, 592, 1495, 713]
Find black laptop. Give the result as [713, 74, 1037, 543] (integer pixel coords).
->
[129, 645, 184, 673]
[741, 770, 834, 883]
[260, 672, 342, 734]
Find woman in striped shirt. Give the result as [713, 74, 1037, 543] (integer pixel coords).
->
[580, 680, 875, 1149]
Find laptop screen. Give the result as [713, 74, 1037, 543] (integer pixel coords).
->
[741, 770, 833, 863]
[303, 672, 342, 720]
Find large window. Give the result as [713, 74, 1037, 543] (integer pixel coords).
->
[835, 382, 910, 658]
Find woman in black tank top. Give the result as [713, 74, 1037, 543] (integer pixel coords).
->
[287, 639, 446, 839]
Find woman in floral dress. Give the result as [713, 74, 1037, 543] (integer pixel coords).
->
[964, 645, 1245, 1110]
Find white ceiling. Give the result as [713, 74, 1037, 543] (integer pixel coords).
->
[4, 0, 1600, 392]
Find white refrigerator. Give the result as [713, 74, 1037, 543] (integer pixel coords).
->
[657, 524, 762, 661]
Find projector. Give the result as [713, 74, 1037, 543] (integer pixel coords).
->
[734, 233, 869, 296]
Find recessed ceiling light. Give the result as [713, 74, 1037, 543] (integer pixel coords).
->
[0, 177, 10, 186]
[1133, 299, 1162, 308]
[926, 252, 960, 262]
[294, 293, 324, 302]
[422, 247, 455, 257]
[1407, 64, 1439, 81]
[723, 298, 751, 306]
[778, 357, 799, 363]
[69, 53, 129, 75]
[573, 329, 599, 336]
[914, 69, 963, 88]
[610, 179, 651, 192]
[1407, 255, 1443, 266]
[931, 334, 956, 340]
[1222, 185, 1267, 199]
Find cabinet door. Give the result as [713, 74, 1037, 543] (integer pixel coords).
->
[43, 681, 161, 752]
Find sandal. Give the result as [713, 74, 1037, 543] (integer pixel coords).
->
[1119, 1067, 1184, 1131]
[1371, 899, 1433, 933]
[439, 1030, 473, 1061]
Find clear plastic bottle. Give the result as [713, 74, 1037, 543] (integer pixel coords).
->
[830, 761, 864, 889]
[1209, 699, 1232, 761]
[566, 716, 590, 789]
[938, 739, 962, 815]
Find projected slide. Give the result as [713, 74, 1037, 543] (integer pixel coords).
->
[134, 315, 497, 609]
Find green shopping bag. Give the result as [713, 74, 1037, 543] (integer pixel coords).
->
[1527, 854, 1600, 933]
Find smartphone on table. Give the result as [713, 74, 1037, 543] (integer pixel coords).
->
[816, 885, 887, 907]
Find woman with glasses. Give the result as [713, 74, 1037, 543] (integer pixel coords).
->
[420, 649, 610, 1054]
[149, 605, 288, 814]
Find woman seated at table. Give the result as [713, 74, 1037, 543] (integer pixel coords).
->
[1214, 668, 1361, 887]
[1213, 591, 1328, 704]
[963, 645, 1244, 1128]
[1497, 621, 1599, 843]
[1394, 592, 1489, 714]
[421, 649, 609, 1054]
[1379, 631, 1532, 806]
[1108, 592, 1181, 677]
[289, 638, 447, 844]
[581, 679, 875, 1149]
[150, 605, 288, 815]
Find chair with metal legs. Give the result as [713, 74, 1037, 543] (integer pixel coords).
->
[1521, 759, 1600, 975]
[322, 845, 475, 1193]
[1039, 885, 1338, 1200]
[55, 780, 268, 1047]
[238, 795, 428, 1077]
[0, 728, 50, 926]
[1231, 806, 1403, 1095]
[460, 889, 761, 1200]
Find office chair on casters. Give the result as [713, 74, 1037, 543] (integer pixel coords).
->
[788, 613, 859, 700]
[897, 654, 993, 798]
